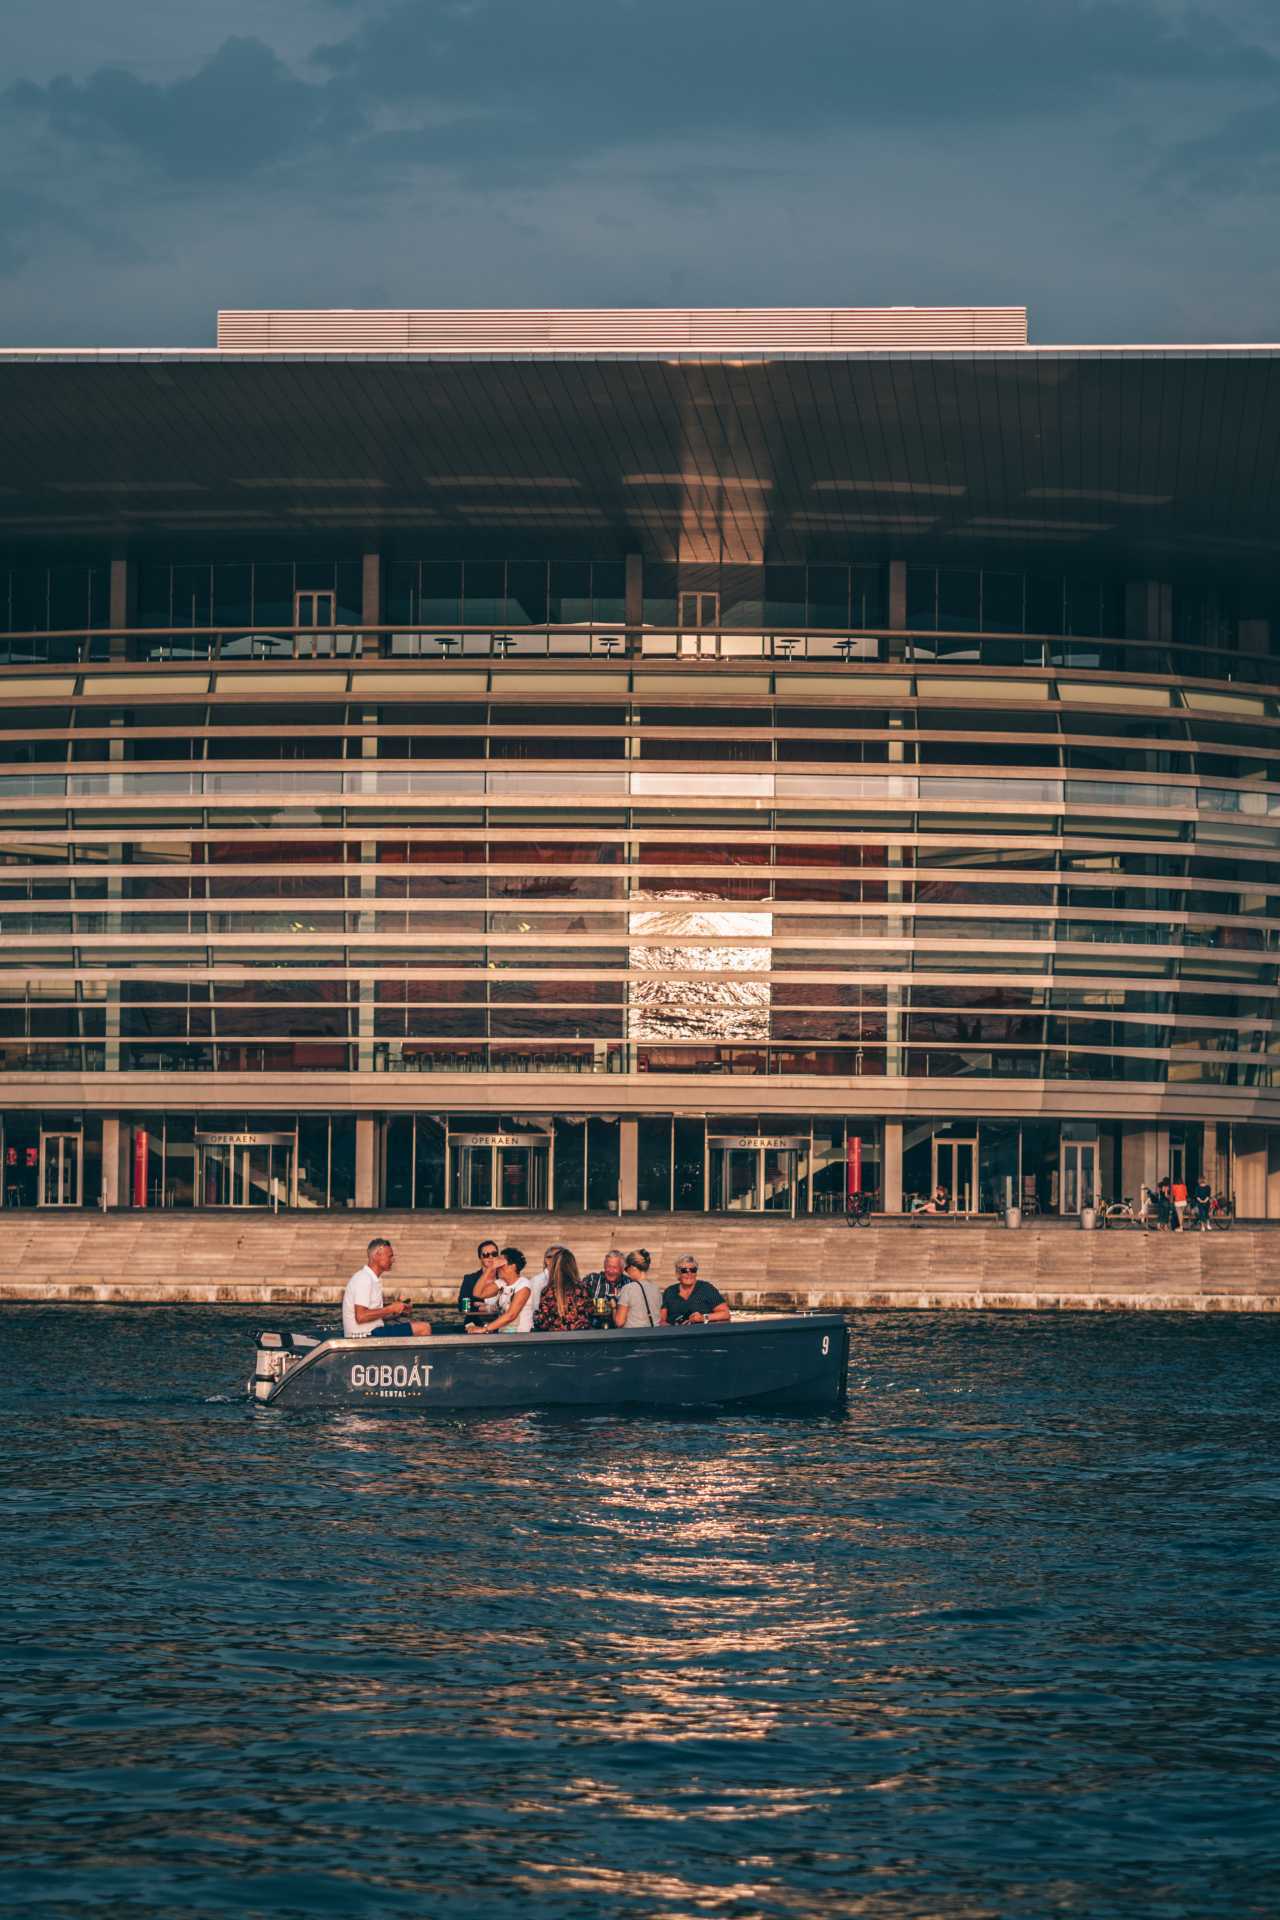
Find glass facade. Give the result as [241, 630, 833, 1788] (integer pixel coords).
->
[1, 542, 1278, 1213]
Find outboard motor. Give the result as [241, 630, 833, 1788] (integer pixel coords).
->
[250, 1328, 331, 1402]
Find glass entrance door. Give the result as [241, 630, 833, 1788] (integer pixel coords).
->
[932, 1138, 977, 1213]
[39, 1132, 82, 1207]
[199, 1142, 294, 1207]
[679, 590, 720, 656]
[498, 1146, 547, 1211]
[762, 1147, 798, 1214]
[709, 1144, 800, 1216]
[1060, 1140, 1098, 1215]
[449, 1138, 550, 1208]
[295, 590, 336, 628]
[454, 1145, 493, 1209]
[714, 1147, 761, 1211]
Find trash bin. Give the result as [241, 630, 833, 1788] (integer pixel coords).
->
[1079, 1206, 1097, 1231]
[1005, 1205, 1023, 1230]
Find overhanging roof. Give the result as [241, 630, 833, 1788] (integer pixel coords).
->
[3, 342, 1280, 577]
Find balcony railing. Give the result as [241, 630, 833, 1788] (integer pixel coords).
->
[6, 765, 1280, 817]
[0, 623, 1276, 688]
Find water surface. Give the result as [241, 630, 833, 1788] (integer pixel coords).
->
[2, 1309, 1278, 1919]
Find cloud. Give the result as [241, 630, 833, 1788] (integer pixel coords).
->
[1166, 90, 1280, 193]
[0, 0, 1278, 343]
[10, 37, 335, 184]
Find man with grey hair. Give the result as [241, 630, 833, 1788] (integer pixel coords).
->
[582, 1247, 625, 1312]
[342, 1237, 432, 1339]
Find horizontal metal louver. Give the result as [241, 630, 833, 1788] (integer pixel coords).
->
[215, 306, 1030, 354]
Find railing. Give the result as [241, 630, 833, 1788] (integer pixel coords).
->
[0, 623, 1277, 689]
[0, 1040, 1268, 1085]
[5, 764, 1280, 817]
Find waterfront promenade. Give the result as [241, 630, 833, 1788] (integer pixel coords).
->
[2, 1212, 1276, 1313]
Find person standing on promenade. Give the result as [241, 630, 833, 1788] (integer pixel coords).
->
[1192, 1174, 1213, 1231]
[342, 1238, 432, 1338]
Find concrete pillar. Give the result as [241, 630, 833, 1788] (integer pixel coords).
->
[1121, 1124, 1165, 1203]
[109, 554, 137, 631]
[362, 550, 382, 645]
[101, 1116, 121, 1207]
[882, 1120, 903, 1212]
[1266, 1131, 1280, 1220]
[1231, 1123, 1266, 1219]
[356, 1114, 379, 1208]
[108, 554, 136, 660]
[619, 1119, 638, 1212]
[625, 553, 644, 636]
[887, 559, 907, 630]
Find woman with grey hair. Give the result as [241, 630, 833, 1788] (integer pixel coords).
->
[613, 1249, 662, 1329]
[660, 1254, 730, 1325]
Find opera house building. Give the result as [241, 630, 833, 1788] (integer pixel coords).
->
[3, 302, 1279, 1219]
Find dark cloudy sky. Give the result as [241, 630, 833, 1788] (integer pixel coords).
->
[4, 0, 1279, 346]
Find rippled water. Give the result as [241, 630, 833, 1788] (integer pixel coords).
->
[2, 1309, 1278, 1919]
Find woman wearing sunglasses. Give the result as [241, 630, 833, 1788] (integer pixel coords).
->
[660, 1256, 730, 1325]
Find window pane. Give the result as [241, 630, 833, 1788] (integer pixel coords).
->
[1026, 575, 1064, 636]
[335, 562, 362, 625]
[938, 569, 980, 631]
[386, 562, 416, 624]
[212, 564, 253, 628]
[906, 567, 936, 628]
[507, 561, 548, 625]
[137, 566, 172, 629]
[421, 561, 462, 625]
[807, 566, 849, 629]
[764, 566, 805, 628]
[463, 561, 504, 625]
[550, 561, 592, 624]
[253, 564, 293, 626]
[852, 563, 885, 627]
[592, 562, 625, 622]
[981, 572, 1024, 632]
[1065, 578, 1102, 637]
[48, 568, 91, 632]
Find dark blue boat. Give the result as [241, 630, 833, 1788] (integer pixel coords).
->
[251, 1314, 849, 1412]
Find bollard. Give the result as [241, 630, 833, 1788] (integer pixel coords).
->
[1005, 1205, 1023, 1230]
[1079, 1206, 1097, 1231]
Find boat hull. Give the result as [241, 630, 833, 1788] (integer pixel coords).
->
[257, 1315, 850, 1413]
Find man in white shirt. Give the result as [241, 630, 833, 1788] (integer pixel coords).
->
[342, 1238, 432, 1339]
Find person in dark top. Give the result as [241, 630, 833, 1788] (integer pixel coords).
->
[661, 1256, 730, 1325]
[458, 1238, 501, 1310]
[1192, 1176, 1213, 1231]
[1153, 1177, 1177, 1230]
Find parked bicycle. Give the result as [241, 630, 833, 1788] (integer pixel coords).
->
[843, 1191, 876, 1227]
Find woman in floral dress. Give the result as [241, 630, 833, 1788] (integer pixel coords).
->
[533, 1246, 595, 1331]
